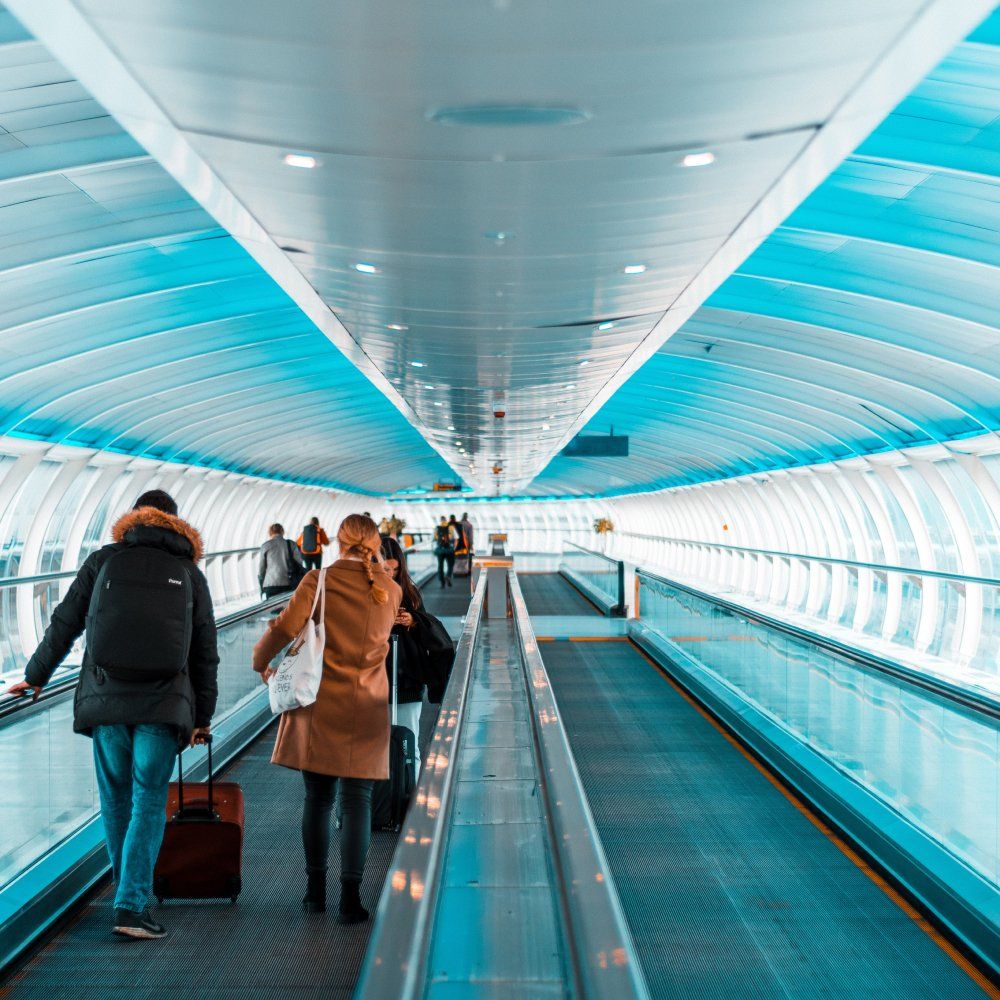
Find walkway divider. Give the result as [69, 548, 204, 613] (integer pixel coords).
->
[508, 570, 650, 999]
[356, 572, 488, 997]
[559, 542, 627, 616]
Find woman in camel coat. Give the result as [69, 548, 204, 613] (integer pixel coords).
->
[252, 514, 401, 923]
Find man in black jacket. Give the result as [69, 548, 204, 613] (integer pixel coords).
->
[6, 490, 219, 941]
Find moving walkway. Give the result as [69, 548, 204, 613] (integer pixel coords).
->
[1, 545, 995, 997]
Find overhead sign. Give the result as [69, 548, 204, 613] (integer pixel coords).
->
[560, 433, 629, 458]
[432, 482, 462, 492]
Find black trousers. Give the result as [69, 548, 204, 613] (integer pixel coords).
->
[436, 549, 455, 584]
[301, 772, 374, 881]
[262, 584, 294, 599]
[302, 552, 322, 570]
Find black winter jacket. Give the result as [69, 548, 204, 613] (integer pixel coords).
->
[387, 602, 455, 705]
[24, 508, 220, 744]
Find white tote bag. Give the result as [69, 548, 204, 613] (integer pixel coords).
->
[268, 567, 327, 714]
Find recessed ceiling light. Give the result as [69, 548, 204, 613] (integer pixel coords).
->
[565, 383, 576, 389]
[447, 425, 456, 431]
[597, 322, 614, 331]
[579, 360, 590, 366]
[623, 264, 646, 275]
[484, 231, 511, 241]
[387, 323, 408, 331]
[424, 384, 435, 389]
[283, 153, 317, 169]
[542, 423, 551, 430]
[355, 262, 379, 274]
[680, 150, 715, 168]
[411, 361, 426, 368]
[434, 401, 443, 406]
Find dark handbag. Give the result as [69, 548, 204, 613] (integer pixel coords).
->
[410, 609, 456, 703]
[286, 539, 306, 586]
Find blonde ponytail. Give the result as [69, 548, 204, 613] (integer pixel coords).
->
[338, 513, 389, 604]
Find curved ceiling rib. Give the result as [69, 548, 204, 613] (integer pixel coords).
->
[534, 11, 1000, 497]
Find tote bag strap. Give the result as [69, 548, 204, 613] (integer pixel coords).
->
[310, 566, 327, 625]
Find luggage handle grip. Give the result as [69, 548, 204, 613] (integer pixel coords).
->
[177, 733, 214, 816]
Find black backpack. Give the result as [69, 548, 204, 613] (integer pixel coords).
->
[86, 546, 194, 682]
[301, 523, 318, 553]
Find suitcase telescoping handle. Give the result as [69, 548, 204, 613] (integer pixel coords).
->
[391, 632, 398, 727]
[175, 733, 218, 821]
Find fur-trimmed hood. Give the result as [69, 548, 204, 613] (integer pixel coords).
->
[111, 507, 204, 563]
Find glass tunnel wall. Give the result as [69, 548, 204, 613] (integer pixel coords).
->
[0, 435, 371, 681]
[599, 431, 1000, 697]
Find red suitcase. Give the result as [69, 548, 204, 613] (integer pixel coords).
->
[154, 737, 244, 903]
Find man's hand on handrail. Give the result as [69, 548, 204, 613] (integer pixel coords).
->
[6, 680, 42, 702]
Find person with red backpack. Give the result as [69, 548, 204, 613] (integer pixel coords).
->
[297, 516, 330, 571]
[5, 489, 219, 941]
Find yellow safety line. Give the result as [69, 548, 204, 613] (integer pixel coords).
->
[633, 643, 1000, 997]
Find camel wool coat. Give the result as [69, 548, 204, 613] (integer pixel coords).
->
[253, 560, 401, 779]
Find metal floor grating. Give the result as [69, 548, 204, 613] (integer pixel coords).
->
[515, 573, 599, 617]
[420, 576, 475, 617]
[1, 713, 434, 999]
[542, 640, 988, 999]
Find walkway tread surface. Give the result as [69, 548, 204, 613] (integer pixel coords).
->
[516, 572, 598, 617]
[543, 640, 988, 999]
[421, 576, 476, 617]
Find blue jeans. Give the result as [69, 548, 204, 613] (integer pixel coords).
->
[92, 724, 177, 912]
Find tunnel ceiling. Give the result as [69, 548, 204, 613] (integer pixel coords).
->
[534, 9, 1000, 497]
[4, 0, 993, 497]
[0, 5, 453, 494]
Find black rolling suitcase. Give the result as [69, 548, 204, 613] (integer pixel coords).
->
[371, 634, 417, 831]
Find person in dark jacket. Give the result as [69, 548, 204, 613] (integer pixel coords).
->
[381, 536, 455, 772]
[433, 516, 456, 588]
[5, 490, 219, 942]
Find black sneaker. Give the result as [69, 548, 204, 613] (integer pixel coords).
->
[113, 907, 167, 939]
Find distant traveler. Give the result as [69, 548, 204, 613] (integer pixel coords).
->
[460, 512, 474, 554]
[297, 516, 330, 571]
[258, 523, 304, 599]
[380, 536, 455, 773]
[6, 490, 219, 941]
[448, 513, 462, 550]
[252, 514, 401, 923]
[433, 516, 456, 588]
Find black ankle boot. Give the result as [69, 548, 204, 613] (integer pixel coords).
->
[338, 878, 369, 925]
[303, 869, 326, 913]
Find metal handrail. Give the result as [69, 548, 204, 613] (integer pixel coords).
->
[508, 570, 650, 998]
[0, 592, 291, 723]
[635, 568, 1000, 720]
[564, 539, 617, 563]
[356, 572, 487, 998]
[622, 531, 1000, 588]
[0, 546, 260, 589]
